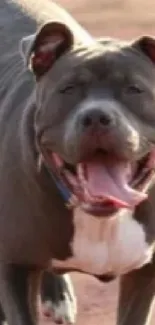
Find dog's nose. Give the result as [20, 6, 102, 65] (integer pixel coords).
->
[80, 108, 113, 129]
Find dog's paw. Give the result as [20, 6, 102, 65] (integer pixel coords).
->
[41, 273, 77, 324]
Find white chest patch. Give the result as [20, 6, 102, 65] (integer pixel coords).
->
[53, 208, 153, 276]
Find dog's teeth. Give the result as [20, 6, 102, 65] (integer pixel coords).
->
[77, 164, 83, 179]
[132, 167, 150, 187]
[65, 170, 78, 187]
[77, 164, 86, 184]
[52, 152, 64, 168]
[37, 154, 43, 171]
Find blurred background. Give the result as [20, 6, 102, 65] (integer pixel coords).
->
[56, 0, 155, 39]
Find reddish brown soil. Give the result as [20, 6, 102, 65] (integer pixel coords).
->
[40, 273, 118, 325]
[41, 1, 155, 324]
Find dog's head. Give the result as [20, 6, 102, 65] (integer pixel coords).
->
[21, 22, 155, 216]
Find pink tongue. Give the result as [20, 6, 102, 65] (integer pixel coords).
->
[85, 156, 147, 208]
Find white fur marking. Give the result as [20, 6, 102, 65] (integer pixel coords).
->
[53, 208, 153, 276]
[42, 295, 76, 324]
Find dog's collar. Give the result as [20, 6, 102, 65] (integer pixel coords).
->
[40, 154, 76, 207]
[50, 168, 72, 203]
[42, 159, 72, 203]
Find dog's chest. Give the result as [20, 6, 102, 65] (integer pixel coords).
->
[53, 209, 153, 276]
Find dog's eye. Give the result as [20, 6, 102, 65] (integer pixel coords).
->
[59, 84, 75, 94]
[125, 84, 144, 94]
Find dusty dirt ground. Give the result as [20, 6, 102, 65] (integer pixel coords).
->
[41, 1, 155, 324]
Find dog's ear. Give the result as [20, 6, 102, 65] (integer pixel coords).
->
[20, 21, 74, 79]
[132, 36, 155, 63]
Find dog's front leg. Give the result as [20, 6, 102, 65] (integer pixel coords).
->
[117, 256, 155, 325]
[0, 264, 41, 325]
[41, 272, 77, 324]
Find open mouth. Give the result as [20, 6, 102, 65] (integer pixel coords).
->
[41, 147, 155, 216]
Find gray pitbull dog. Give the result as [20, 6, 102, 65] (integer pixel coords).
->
[1, 1, 155, 325]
